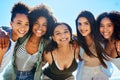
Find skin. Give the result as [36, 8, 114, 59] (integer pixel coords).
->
[52, 24, 71, 47]
[11, 13, 29, 41]
[77, 17, 100, 66]
[26, 16, 47, 55]
[43, 24, 79, 70]
[100, 17, 120, 58]
[100, 17, 114, 40]
[0, 13, 29, 65]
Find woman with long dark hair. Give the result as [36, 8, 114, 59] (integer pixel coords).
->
[76, 10, 113, 80]
[96, 11, 120, 70]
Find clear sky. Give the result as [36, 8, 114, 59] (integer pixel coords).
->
[0, 0, 120, 34]
[0, 0, 120, 79]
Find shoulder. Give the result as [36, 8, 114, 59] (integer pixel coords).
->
[0, 26, 11, 32]
[43, 50, 53, 64]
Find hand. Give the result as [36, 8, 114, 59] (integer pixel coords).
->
[0, 30, 10, 55]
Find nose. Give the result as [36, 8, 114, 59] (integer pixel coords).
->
[61, 33, 66, 38]
[20, 25, 29, 31]
[103, 27, 108, 32]
[79, 25, 85, 30]
[37, 25, 43, 30]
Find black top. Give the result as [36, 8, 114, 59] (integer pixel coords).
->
[43, 50, 78, 80]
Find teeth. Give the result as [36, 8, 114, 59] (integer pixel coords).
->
[60, 38, 67, 41]
[103, 32, 109, 36]
[81, 30, 87, 33]
[19, 31, 25, 34]
[36, 30, 42, 33]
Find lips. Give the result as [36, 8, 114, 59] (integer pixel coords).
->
[36, 30, 42, 34]
[81, 30, 87, 33]
[18, 30, 26, 34]
[60, 38, 67, 41]
[102, 32, 110, 36]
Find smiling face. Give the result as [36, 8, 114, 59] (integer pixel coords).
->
[11, 13, 29, 39]
[100, 17, 114, 40]
[32, 16, 47, 38]
[77, 17, 91, 37]
[52, 24, 71, 46]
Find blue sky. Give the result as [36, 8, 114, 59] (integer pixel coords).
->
[0, 0, 120, 34]
[0, 0, 120, 79]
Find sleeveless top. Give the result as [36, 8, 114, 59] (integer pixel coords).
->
[76, 44, 113, 80]
[114, 41, 120, 58]
[43, 50, 78, 80]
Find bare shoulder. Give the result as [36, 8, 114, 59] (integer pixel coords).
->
[43, 51, 53, 64]
[75, 45, 80, 60]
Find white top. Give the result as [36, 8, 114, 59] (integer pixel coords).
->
[15, 37, 39, 71]
[0, 39, 17, 72]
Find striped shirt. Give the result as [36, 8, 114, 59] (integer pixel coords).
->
[15, 38, 39, 71]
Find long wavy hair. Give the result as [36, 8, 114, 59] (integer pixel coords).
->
[76, 10, 108, 68]
[96, 11, 120, 44]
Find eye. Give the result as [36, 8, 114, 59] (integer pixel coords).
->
[25, 23, 29, 26]
[100, 24, 104, 27]
[108, 24, 113, 27]
[84, 22, 89, 25]
[78, 22, 81, 26]
[43, 24, 47, 27]
[56, 32, 61, 35]
[64, 30, 69, 33]
[17, 22, 21, 25]
[34, 22, 39, 26]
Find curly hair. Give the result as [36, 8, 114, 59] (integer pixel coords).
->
[96, 11, 120, 42]
[109, 11, 120, 40]
[11, 1, 30, 21]
[28, 4, 57, 39]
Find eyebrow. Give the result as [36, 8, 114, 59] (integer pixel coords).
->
[54, 28, 69, 33]
[16, 20, 29, 23]
[78, 20, 89, 23]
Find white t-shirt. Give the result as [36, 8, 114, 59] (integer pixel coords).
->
[0, 39, 17, 72]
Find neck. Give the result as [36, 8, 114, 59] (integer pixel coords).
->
[29, 34, 41, 43]
[57, 44, 71, 54]
[85, 35, 93, 46]
[12, 31, 18, 41]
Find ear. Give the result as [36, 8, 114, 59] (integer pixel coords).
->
[52, 35, 56, 42]
[10, 21, 13, 28]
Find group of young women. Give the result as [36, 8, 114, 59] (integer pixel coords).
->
[0, 1, 120, 80]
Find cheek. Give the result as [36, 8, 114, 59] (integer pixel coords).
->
[78, 26, 81, 32]
[110, 27, 114, 33]
[100, 28, 103, 33]
[52, 36, 57, 42]
[27, 26, 29, 30]
[44, 27, 47, 32]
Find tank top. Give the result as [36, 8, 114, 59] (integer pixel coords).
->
[43, 50, 78, 80]
[115, 41, 120, 58]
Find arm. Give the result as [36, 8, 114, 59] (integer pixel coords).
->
[116, 40, 120, 55]
[42, 51, 53, 66]
[0, 30, 10, 65]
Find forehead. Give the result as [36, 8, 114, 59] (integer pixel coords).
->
[14, 13, 28, 19]
[78, 17, 88, 22]
[54, 24, 68, 31]
[36, 16, 47, 22]
[100, 17, 112, 23]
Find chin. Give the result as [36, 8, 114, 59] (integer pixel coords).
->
[19, 35, 25, 38]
